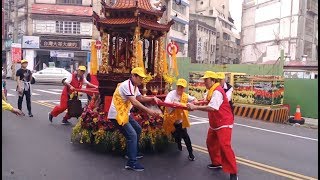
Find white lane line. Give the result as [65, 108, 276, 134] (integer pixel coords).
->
[190, 115, 318, 141]
[234, 123, 318, 141]
[49, 89, 62, 92]
[34, 89, 61, 95]
[190, 121, 209, 125]
[8, 91, 39, 96]
[7, 93, 14, 96]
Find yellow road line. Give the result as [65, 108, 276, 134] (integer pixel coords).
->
[184, 144, 317, 180]
[33, 101, 67, 113]
[33, 101, 55, 108]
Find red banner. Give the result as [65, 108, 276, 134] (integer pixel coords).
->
[11, 43, 22, 63]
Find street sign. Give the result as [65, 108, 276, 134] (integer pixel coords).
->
[167, 41, 179, 56]
[95, 40, 101, 50]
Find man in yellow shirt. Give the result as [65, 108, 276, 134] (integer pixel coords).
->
[2, 99, 24, 115]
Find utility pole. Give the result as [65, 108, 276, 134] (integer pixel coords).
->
[11, 0, 18, 80]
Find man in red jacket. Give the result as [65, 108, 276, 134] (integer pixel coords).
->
[48, 66, 98, 125]
[187, 71, 238, 180]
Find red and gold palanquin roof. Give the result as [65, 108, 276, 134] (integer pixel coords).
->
[103, 0, 163, 16]
[93, 0, 173, 32]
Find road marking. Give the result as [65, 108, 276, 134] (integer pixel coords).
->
[7, 92, 39, 96]
[234, 123, 318, 141]
[189, 114, 209, 121]
[186, 144, 317, 180]
[34, 89, 61, 95]
[37, 99, 88, 103]
[49, 89, 63, 91]
[190, 115, 318, 141]
[33, 101, 69, 113]
[34, 101, 55, 108]
[190, 121, 209, 125]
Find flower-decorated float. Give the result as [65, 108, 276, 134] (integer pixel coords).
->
[71, 0, 182, 153]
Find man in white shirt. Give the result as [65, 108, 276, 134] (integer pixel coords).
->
[108, 67, 162, 172]
[164, 78, 198, 161]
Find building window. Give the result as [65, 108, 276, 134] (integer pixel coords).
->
[209, 10, 213, 15]
[236, 39, 240, 45]
[56, 21, 80, 34]
[211, 45, 215, 53]
[34, 20, 56, 34]
[223, 33, 230, 40]
[172, 21, 185, 33]
[172, 3, 186, 15]
[56, 0, 82, 5]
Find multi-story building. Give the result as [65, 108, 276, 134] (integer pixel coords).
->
[189, 0, 241, 64]
[2, 0, 5, 68]
[188, 19, 217, 64]
[241, 0, 318, 65]
[4, 0, 101, 77]
[155, 0, 190, 57]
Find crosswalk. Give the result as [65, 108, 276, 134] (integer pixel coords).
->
[7, 88, 64, 97]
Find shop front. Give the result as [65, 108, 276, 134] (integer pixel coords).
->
[34, 36, 90, 72]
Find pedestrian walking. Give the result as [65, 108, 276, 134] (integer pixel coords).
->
[187, 71, 238, 180]
[216, 72, 234, 113]
[163, 78, 198, 161]
[48, 66, 98, 125]
[108, 67, 162, 172]
[16, 60, 33, 117]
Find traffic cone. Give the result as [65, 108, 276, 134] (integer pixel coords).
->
[288, 105, 305, 125]
[294, 105, 301, 120]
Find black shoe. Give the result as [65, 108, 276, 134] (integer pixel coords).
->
[230, 174, 238, 180]
[125, 162, 145, 172]
[28, 113, 33, 117]
[61, 120, 71, 125]
[188, 154, 195, 161]
[207, 164, 222, 169]
[48, 113, 53, 123]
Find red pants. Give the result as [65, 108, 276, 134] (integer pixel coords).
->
[206, 127, 237, 174]
[50, 91, 70, 120]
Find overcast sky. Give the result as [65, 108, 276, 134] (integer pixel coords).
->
[229, 0, 244, 33]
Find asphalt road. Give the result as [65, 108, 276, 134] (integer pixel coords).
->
[2, 80, 318, 180]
